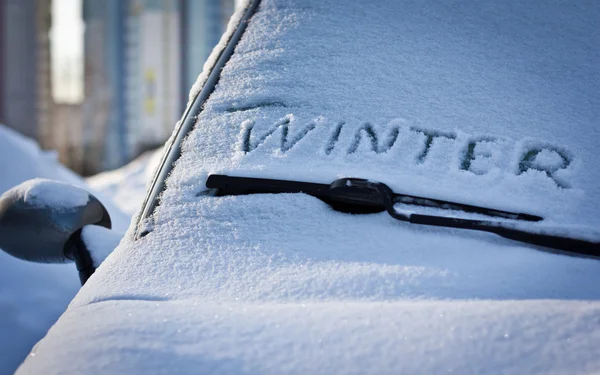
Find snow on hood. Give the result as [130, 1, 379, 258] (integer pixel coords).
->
[21, 0, 600, 374]
[18, 299, 600, 375]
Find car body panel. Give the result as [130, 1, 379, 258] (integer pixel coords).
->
[19, 299, 600, 374]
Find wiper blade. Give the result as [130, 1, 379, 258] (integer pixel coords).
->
[206, 175, 541, 220]
[205, 174, 599, 258]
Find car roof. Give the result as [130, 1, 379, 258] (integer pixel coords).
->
[20, 1, 600, 373]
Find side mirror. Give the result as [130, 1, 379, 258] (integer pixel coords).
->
[0, 179, 111, 283]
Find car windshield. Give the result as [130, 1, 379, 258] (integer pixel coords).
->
[119, 0, 600, 305]
[149, 0, 600, 243]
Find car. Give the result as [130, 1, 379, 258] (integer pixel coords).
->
[2, 0, 600, 373]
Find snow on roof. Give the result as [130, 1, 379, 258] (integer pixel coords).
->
[22, 0, 600, 373]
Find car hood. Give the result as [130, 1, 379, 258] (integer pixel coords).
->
[19, 191, 600, 374]
[19, 299, 600, 374]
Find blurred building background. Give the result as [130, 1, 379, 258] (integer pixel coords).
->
[0, 0, 235, 175]
[0, 0, 53, 146]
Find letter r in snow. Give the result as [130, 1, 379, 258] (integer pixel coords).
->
[518, 147, 572, 188]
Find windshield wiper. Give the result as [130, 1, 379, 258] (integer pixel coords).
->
[205, 174, 600, 258]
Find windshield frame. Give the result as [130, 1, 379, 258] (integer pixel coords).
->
[135, 0, 262, 239]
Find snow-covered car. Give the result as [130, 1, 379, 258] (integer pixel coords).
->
[3, 0, 600, 373]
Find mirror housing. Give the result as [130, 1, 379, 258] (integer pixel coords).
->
[0, 179, 111, 265]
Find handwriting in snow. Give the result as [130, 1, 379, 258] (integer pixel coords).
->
[239, 116, 572, 188]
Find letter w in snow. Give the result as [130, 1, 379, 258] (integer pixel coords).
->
[240, 115, 316, 153]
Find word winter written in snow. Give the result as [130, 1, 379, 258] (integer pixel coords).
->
[238, 116, 573, 188]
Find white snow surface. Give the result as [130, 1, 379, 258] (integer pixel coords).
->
[87, 149, 162, 216]
[20, 300, 600, 375]
[14, 178, 90, 209]
[0, 125, 129, 374]
[81, 225, 125, 268]
[20, 1, 600, 374]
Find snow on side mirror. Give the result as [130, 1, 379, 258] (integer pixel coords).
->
[0, 179, 111, 284]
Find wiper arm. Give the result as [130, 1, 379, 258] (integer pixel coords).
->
[205, 174, 599, 258]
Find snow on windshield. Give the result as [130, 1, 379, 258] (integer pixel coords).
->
[88, 0, 600, 308]
[166, 0, 600, 232]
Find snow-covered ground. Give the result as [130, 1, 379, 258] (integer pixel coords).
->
[0, 125, 137, 374]
[86, 149, 161, 217]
